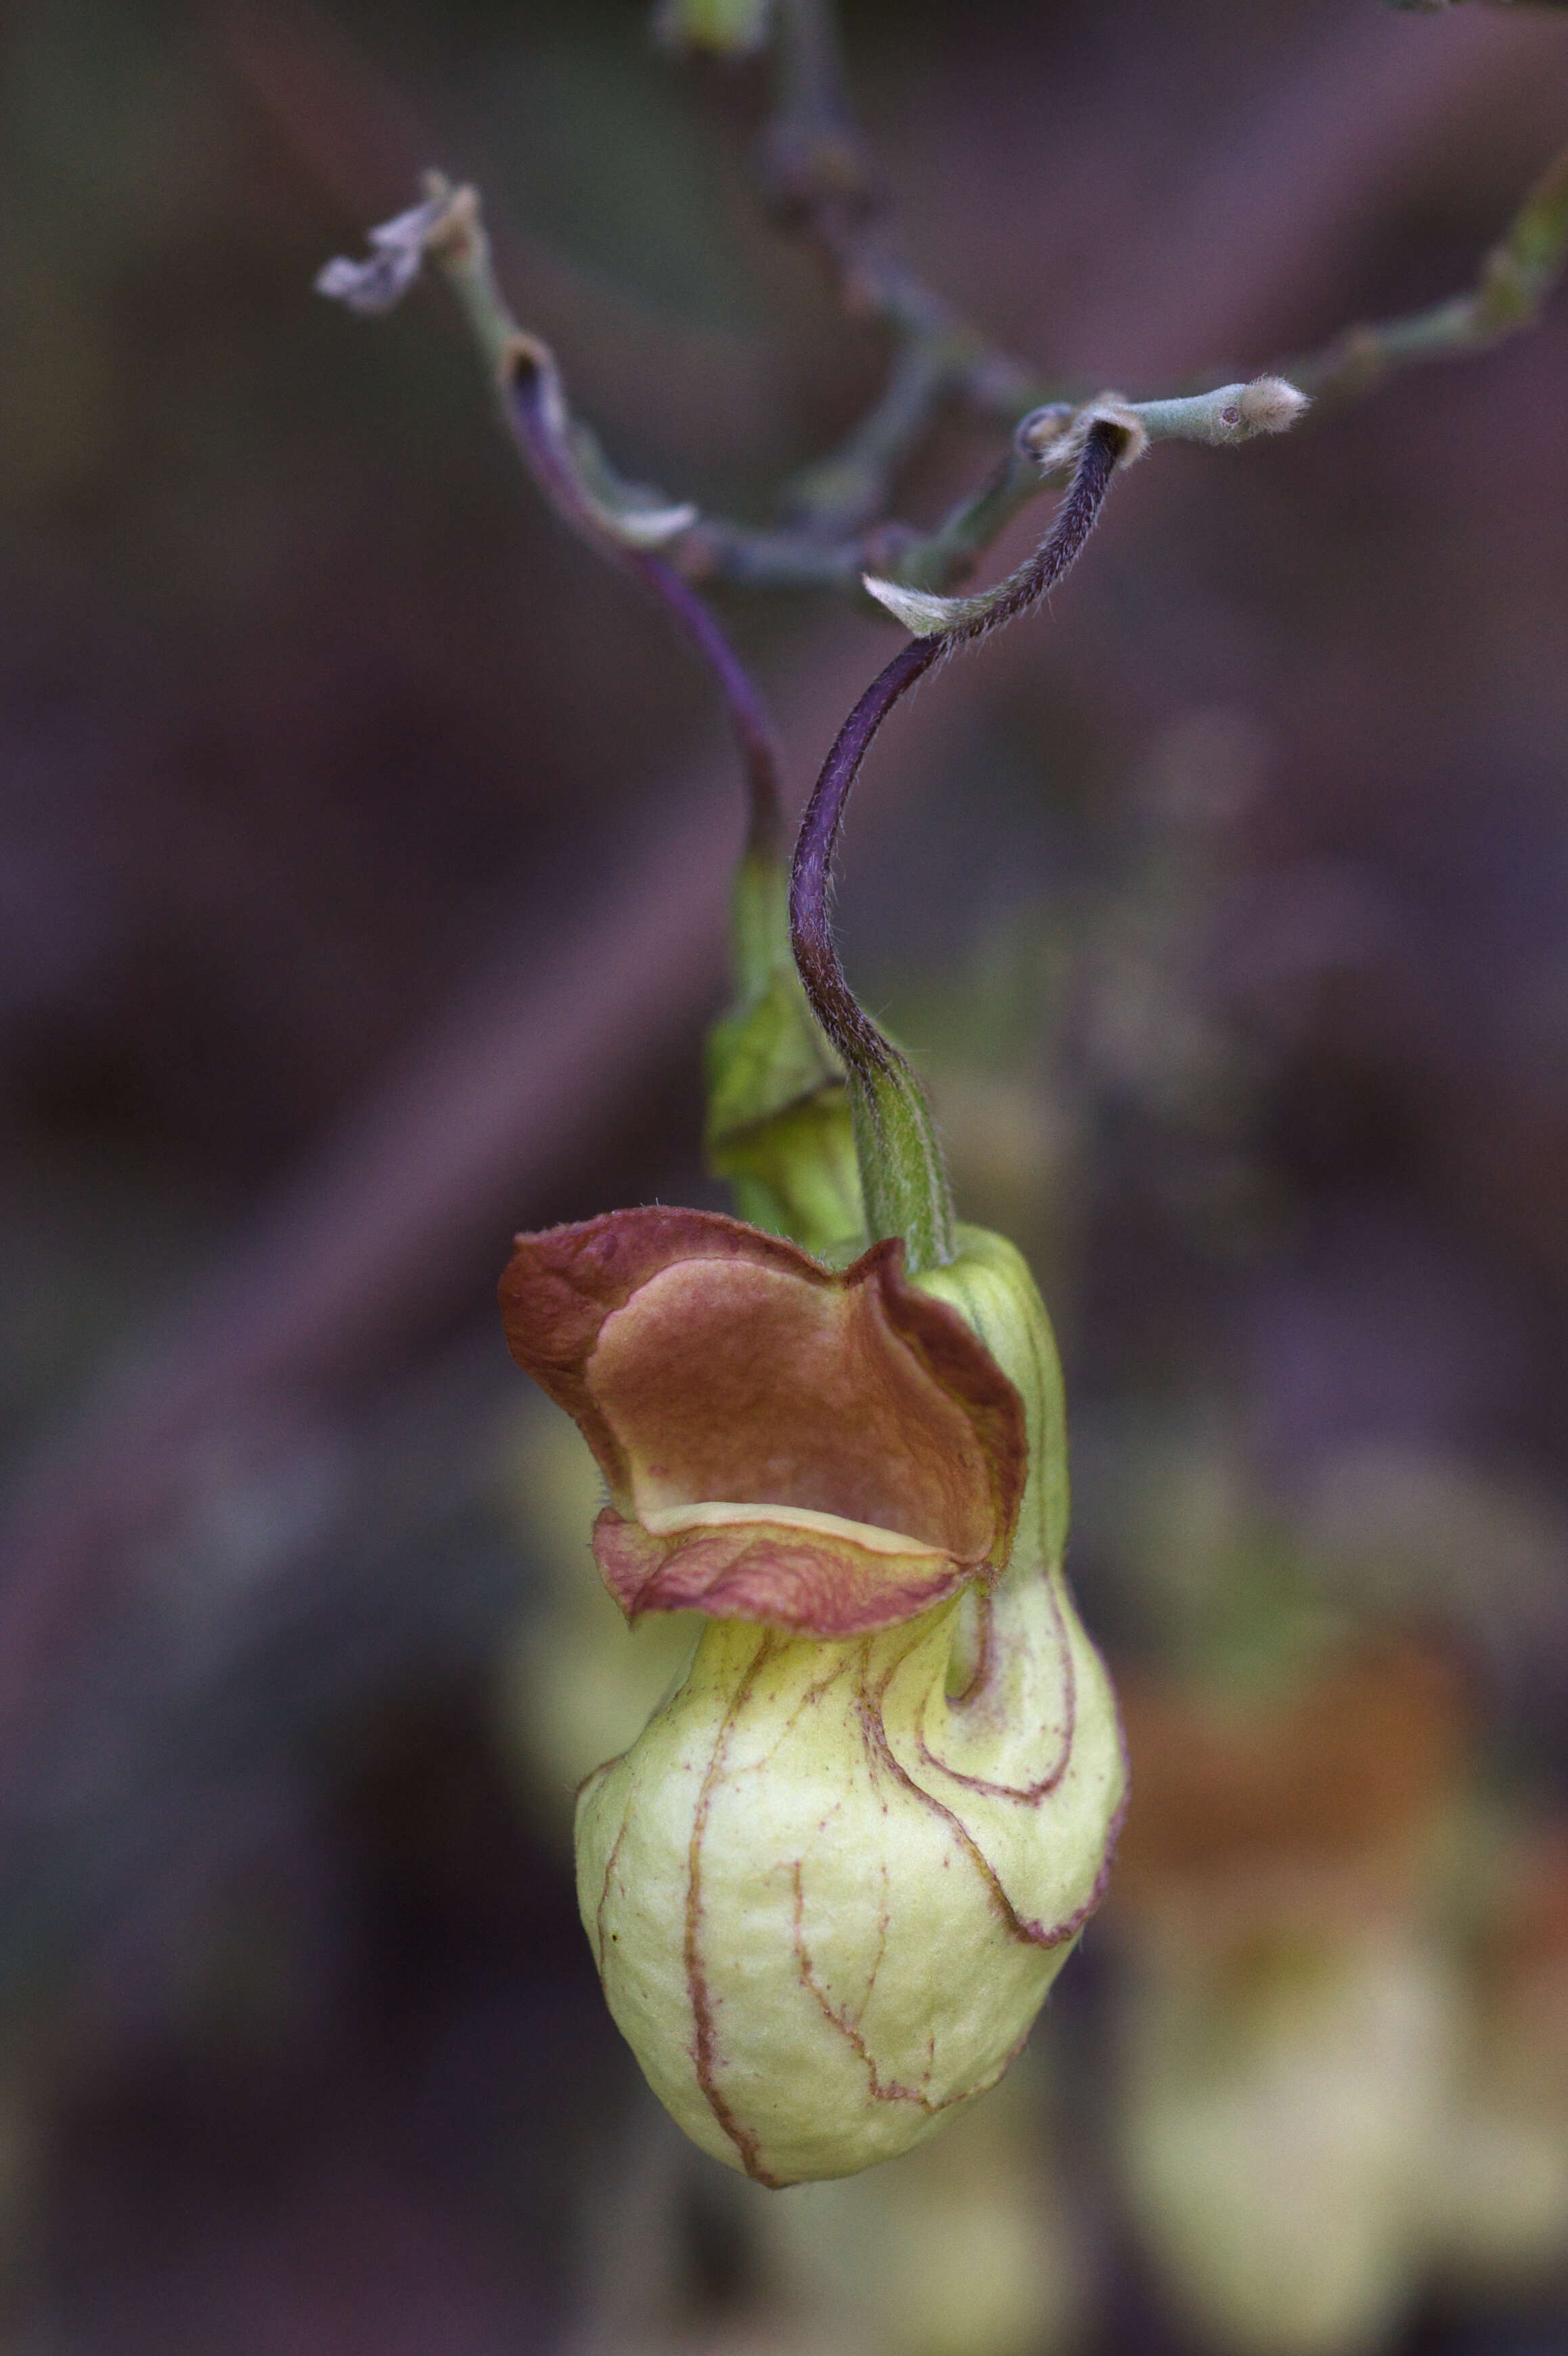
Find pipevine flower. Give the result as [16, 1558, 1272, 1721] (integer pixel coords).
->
[500, 1204, 1126, 2185]
[491, 407, 1138, 2187]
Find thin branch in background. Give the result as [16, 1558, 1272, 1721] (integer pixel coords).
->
[1289, 140, 1568, 401]
[759, 0, 1041, 399]
[341, 181, 1310, 604]
[759, 0, 885, 296]
[633, 557, 786, 864]
[679, 95, 1568, 595]
[691, 3, 1568, 581]
[684, 0, 1568, 581]
[303, 1, 1563, 607]
[755, 0, 1037, 539]
[415, 180, 789, 860]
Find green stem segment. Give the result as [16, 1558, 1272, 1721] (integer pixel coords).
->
[1290, 143, 1568, 403]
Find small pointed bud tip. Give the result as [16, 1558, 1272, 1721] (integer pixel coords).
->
[1239, 375, 1311, 434]
[315, 193, 453, 317]
[612, 500, 700, 549]
[861, 575, 959, 637]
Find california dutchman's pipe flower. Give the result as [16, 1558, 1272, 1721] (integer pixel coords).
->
[501, 1205, 1126, 2186]
[315, 66, 1313, 2211]
[494, 353, 1132, 2190]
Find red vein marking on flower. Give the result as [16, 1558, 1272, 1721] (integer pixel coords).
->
[857, 1639, 1117, 1951]
[595, 1810, 629, 1976]
[856, 1674, 1021, 1940]
[1003, 1651, 1133, 1954]
[916, 1569, 1078, 1802]
[856, 1858, 892, 2030]
[788, 1859, 972, 2117]
[740, 1652, 854, 1778]
[685, 1636, 784, 2188]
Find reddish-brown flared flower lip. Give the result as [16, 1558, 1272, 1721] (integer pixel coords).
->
[591, 1501, 975, 1637]
[499, 1205, 1028, 1637]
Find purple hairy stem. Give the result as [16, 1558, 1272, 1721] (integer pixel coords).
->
[790, 419, 1126, 1076]
[506, 350, 786, 863]
[791, 634, 941, 1077]
[945, 417, 1125, 648]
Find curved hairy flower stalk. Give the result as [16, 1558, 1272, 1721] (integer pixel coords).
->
[501, 1207, 1126, 2185]
[789, 416, 1135, 1273]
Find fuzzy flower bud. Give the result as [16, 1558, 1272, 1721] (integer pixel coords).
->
[501, 1207, 1125, 2185]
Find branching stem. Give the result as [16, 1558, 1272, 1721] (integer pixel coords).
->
[418, 180, 787, 864]
[1290, 143, 1568, 405]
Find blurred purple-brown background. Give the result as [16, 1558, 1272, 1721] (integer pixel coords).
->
[2, 1, 1567, 2349]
